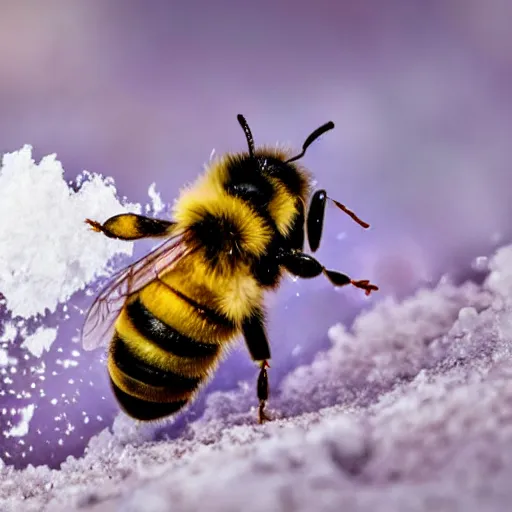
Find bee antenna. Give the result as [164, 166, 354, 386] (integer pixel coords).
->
[237, 114, 256, 159]
[285, 121, 335, 164]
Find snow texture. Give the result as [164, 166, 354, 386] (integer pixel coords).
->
[0, 145, 140, 318]
[20, 327, 58, 359]
[1, 147, 512, 511]
[0, 146, 167, 472]
[3, 404, 35, 439]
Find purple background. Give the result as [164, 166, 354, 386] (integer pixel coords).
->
[1, 0, 511, 468]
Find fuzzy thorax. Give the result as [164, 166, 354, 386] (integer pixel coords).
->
[172, 170, 273, 260]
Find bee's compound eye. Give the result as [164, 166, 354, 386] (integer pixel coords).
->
[230, 182, 266, 204]
[233, 182, 259, 195]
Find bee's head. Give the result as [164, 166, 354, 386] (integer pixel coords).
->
[224, 155, 274, 208]
[227, 115, 335, 233]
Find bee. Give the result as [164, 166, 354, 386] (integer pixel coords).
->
[82, 114, 378, 423]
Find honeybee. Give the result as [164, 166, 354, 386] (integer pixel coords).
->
[82, 114, 378, 423]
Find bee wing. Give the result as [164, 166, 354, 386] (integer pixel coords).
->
[81, 233, 190, 351]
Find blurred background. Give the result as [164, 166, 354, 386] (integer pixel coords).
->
[0, 0, 511, 468]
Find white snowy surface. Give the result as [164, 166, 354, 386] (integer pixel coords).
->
[0, 146, 167, 469]
[1, 146, 512, 511]
[0, 145, 146, 319]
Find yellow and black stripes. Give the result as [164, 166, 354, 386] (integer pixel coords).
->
[137, 280, 238, 343]
[110, 380, 189, 421]
[173, 167, 273, 261]
[111, 335, 202, 391]
[156, 255, 264, 326]
[126, 298, 222, 358]
[110, 384, 189, 421]
[108, 328, 209, 421]
[108, 281, 239, 420]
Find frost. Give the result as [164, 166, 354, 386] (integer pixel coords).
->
[0, 349, 8, 367]
[471, 255, 489, 272]
[20, 327, 58, 358]
[0, 145, 138, 319]
[0, 323, 17, 342]
[147, 183, 165, 215]
[449, 306, 480, 337]
[484, 245, 512, 299]
[3, 404, 35, 438]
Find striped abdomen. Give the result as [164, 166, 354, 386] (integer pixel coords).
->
[108, 279, 237, 421]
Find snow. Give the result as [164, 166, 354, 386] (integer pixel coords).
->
[0, 145, 512, 510]
[21, 327, 58, 358]
[146, 183, 165, 215]
[0, 146, 164, 473]
[485, 245, 512, 299]
[0, 323, 17, 343]
[3, 405, 35, 439]
[0, 145, 139, 319]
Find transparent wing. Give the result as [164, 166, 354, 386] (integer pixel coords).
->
[81, 233, 191, 351]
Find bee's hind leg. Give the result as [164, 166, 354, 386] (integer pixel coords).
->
[85, 213, 175, 240]
[242, 308, 273, 423]
[257, 360, 271, 424]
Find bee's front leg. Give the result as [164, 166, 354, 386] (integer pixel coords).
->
[280, 250, 379, 296]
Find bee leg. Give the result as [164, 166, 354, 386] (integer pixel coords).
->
[306, 190, 328, 253]
[85, 214, 176, 240]
[307, 189, 370, 252]
[242, 308, 273, 423]
[280, 250, 379, 296]
[257, 360, 271, 424]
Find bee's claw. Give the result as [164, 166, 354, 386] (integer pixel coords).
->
[351, 279, 379, 296]
[258, 402, 272, 424]
[85, 219, 103, 233]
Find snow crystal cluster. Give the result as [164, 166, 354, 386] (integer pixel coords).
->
[0, 146, 167, 469]
[1, 145, 512, 511]
[0, 146, 141, 318]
